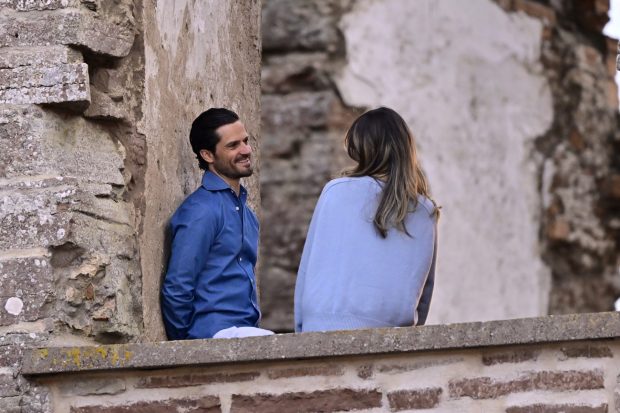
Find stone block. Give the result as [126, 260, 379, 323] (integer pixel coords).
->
[0, 0, 73, 11]
[83, 87, 126, 120]
[449, 370, 604, 399]
[262, 91, 337, 132]
[0, 63, 89, 106]
[0, 46, 82, 69]
[262, 0, 340, 52]
[0, 257, 53, 325]
[387, 388, 442, 411]
[376, 357, 464, 374]
[559, 344, 613, 359]
[0, 373, 19, 397]
[0, 106, 125, 185]
[0, 396, 21, 413]
[262, 53, 331, 93]
[59, 378, 125, 396]
[0, 9, 134, 57]
[230, 389, 382, 413]
[70, 396, 221, 413]
[482, 348, 539, 365]
[0, 180, 76, 250]
[506, 404, 607, 413]
[266, 364, 343, 379]
[136, 371, 259, 388]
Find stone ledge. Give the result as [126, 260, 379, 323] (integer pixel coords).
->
[21, 312, 620, 376]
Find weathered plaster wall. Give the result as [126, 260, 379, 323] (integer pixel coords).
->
[260, 0, 620, 330]
[139, 0, 262, 342]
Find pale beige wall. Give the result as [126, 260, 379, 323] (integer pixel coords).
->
[140, 0, 262, 341]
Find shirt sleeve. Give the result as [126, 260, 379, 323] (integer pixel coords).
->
[416, 225, 437, 326]
[161, 207, 216, 340]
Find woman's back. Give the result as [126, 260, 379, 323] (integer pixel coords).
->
[294, 176, 437, 332]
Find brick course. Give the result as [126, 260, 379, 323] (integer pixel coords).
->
[387, 388, 443, 411]
[449, 370, 604, 399]
[70, 397, 221, 413]
[230, 389, 382, 413]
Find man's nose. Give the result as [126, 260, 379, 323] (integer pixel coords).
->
[240, 142, 252, 155]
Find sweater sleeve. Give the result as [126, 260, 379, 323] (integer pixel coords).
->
[294, 184, 332, 332]
[416, 225, 437, 326]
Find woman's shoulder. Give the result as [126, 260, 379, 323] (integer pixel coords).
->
[322, 176, 379, 195]
[415, 194, 438, 218]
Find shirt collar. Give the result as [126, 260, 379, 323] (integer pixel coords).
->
[201, 171, 248, 198]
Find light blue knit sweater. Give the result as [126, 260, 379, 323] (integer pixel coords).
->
[294, 176, 437, 333]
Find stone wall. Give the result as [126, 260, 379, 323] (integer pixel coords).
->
[259, 0, 620, 331]
[0, 0, 262, 410]
[16, 312, 620, 413]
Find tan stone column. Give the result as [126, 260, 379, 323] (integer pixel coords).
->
[140, 1, 262, 341]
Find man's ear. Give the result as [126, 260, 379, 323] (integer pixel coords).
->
[199, 149, 215, 164]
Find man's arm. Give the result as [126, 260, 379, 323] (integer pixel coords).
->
[161, 209, 215, 340]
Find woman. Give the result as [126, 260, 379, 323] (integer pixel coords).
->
[294, 107, 439, 332]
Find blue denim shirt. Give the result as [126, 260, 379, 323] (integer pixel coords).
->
[161, 172, 260, 340]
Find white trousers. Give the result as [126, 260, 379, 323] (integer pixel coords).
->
[213, 326, 275, 339]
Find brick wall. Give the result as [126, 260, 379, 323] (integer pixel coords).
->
[18, 313, 620, 413]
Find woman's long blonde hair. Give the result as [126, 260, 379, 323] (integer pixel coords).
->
[344, 107, 439, 238]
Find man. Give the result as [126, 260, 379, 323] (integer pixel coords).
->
[161, 108, 273, 340]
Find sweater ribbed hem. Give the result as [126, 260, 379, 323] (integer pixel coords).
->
[301, 313, 392, 332]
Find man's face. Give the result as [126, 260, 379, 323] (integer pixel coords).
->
[201, 121, 253, 184]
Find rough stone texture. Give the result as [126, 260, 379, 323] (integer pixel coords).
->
[140, 0, 262, 341]
[0, 46, 82, 69]
[265, 364, 343, 379]
[136, 372, 259, 388]
[262, 0, 342, 53]
[0, 0, 76, 11]
[482, 348, 539, 365]
[506, 405, 608, 413]
[21, 312, 620, 374]
[260, 0, 620, 331]
[0, 257, 54, 325]
[559, 344, 613, 359]
[448, 370, 604, 399]
[58, 378, 126, 396]
[387, 388, 443, 411]
[70, 396, 221, 413]
[0, 63, 89, 106]
[0, 9, 135, 57]
[524, 0, 620, 315]
[0, 104, 142, 340]
[230, 389, 382, 413]
[0, 396, 21, 413]
[0, 373, 20, 397]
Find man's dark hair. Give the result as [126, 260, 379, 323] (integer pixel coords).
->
[189, 108, 240, 170]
